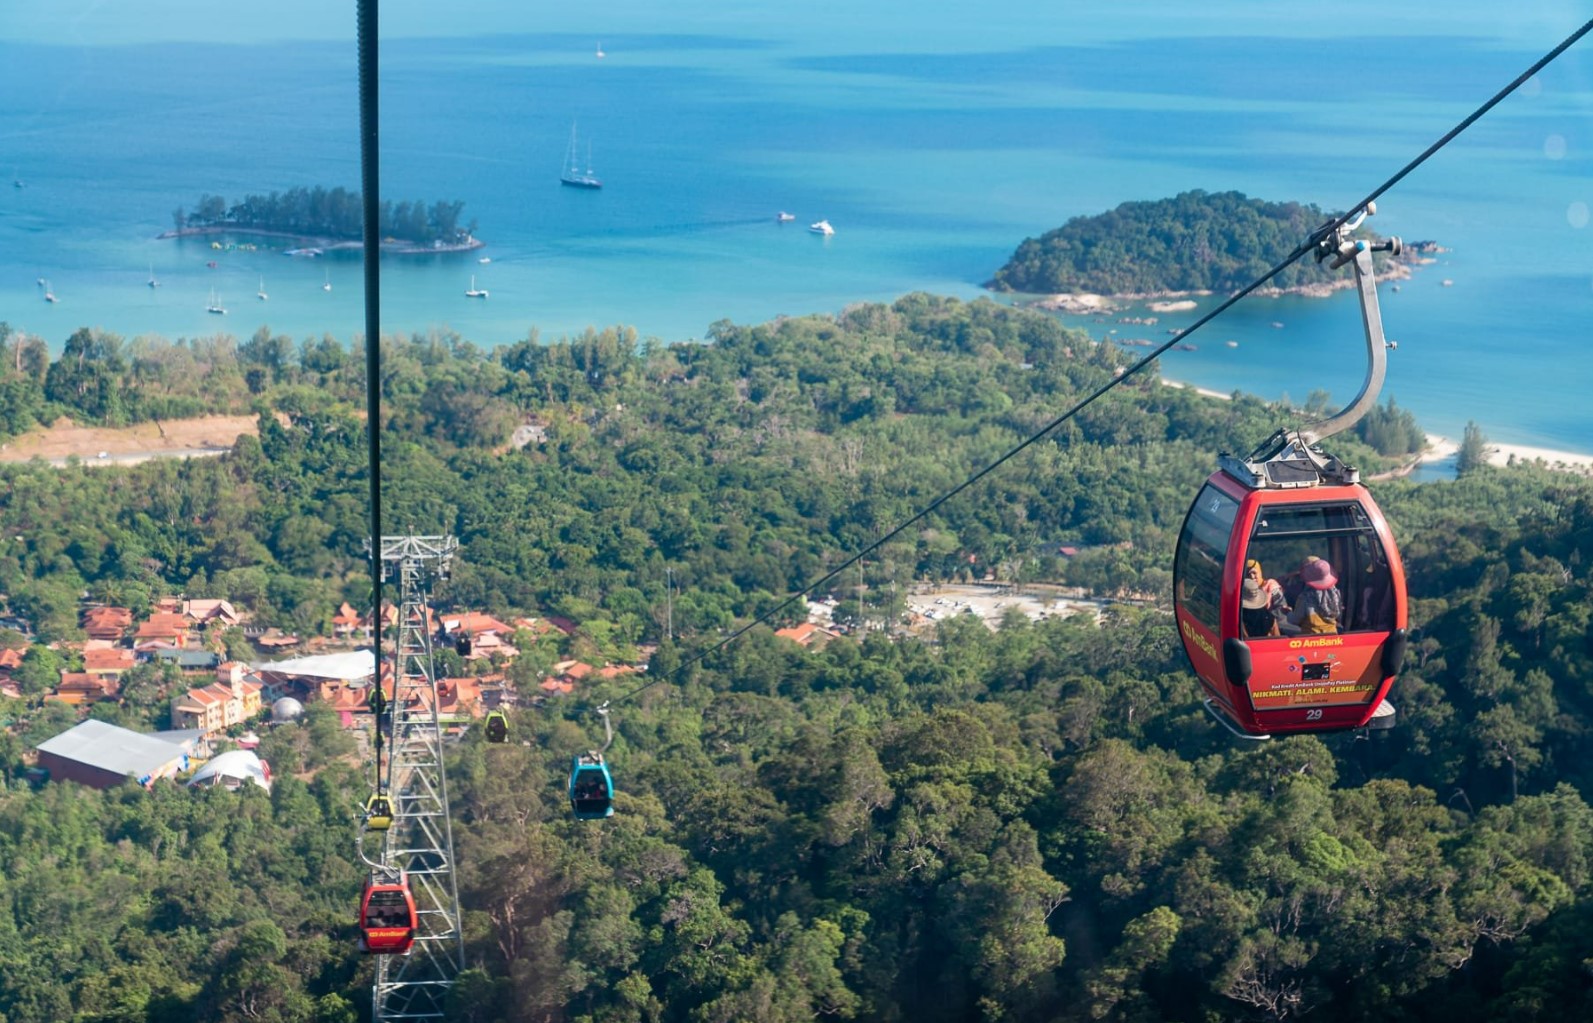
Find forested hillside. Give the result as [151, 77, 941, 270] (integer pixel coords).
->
[987, 190, 1407, 295]
[0, 300, 1589, 1021]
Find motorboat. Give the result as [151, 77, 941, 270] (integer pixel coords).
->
[809, 219, 834, 236]
[777, 212, 796, 222]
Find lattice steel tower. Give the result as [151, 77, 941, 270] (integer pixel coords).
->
[371, 535, 464, 1021]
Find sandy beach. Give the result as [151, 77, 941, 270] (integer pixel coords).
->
[1423, 434, 1593, 474]
[1161, 378, 1232, 401]
[1150, 392, 1593, 478]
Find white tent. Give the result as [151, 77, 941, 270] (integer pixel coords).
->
[187, 750, 272, 792]
[252, 650, 374, 681]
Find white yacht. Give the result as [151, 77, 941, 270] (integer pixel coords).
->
[808, 219, 834, 236]
[465, 275, 489, 299]
[777, 211, 796, 222]
[206, 289, 227, 315]
[257, 277, 268, 301]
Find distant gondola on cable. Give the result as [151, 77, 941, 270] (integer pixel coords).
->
[568, 702, 616, 818]
[1173, 208, 1408, 739]
[358, 872, 417, 955]
[363, 792, 394, 831]
[569, 752, 615, 819]
[483, 709, 509, 744]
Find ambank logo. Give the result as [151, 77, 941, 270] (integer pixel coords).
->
[1180, 618, 1217, 662]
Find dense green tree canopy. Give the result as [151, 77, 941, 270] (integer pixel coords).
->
[0, 297, 1588, 1020]
[174, 186, 474, 245]
[987, 190, 1407, 295]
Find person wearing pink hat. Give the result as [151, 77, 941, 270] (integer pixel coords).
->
[1287, 557, 1343, 634]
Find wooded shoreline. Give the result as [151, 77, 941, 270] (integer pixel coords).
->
[156, 224, 484, 255]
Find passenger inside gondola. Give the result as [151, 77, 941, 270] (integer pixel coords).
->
[1354, 538, 1396, 631]
[1243, 559, 1295, 636]
[1240, 579, 1278, 638]
[573, 773, 609, 813]
[366, 903, 401, 928]
[1287, 558, 1343, 634]
[1245, 559, 1284, 606]
[1281, 555, 1321, 607]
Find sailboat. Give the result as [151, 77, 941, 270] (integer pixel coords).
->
[147, 263, 159, 288]
[42, 280, 57, 303]
[560, 123, 603, 189]
[595, 41, 605, 58]
[206, 289, 227, 315]
[465, 275, 489, 299]
[257, 277, 268, 301]
[322, 270, 332, 292]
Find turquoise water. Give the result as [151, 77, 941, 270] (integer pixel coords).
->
[1, 3, 1590, 451]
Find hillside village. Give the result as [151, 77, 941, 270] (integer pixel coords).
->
[0, 595, 655, 790]
[0, 582, 1105, 791]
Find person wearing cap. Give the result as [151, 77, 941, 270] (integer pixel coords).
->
[1288, 558, 1343, 635]
[1240, 578, 1278, 638]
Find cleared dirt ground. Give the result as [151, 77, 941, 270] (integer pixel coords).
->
[0, 415, 259, 464]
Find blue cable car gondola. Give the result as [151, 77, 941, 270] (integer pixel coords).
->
[569, 752, 615, 819]
[568, 703, 615, 819]
[1173, 211, 1408, 739]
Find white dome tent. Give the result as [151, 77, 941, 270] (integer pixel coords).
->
[187, 750, 272, 792]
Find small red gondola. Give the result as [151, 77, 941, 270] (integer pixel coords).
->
[1174, 437, 1407, 737]
[358, 872, 417, 955]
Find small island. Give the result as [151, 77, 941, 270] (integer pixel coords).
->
[987, 190, 1414, 304]
[160, 186, 482, 253]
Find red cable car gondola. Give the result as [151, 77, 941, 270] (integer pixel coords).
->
[1173, 210, 1409, 739]
[1174, 434, 1407, 737]
[358, 871, 417, 955]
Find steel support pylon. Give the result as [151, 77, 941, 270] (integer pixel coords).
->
[372, 535, 464, 1021]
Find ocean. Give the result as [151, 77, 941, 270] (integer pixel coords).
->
[0, 2, 1589, 452]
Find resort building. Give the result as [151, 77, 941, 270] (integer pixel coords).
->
[35, 720, 196, 790]
[169, 662, 264, 734]
[50, 671, 120, 706]
[81, 606, 133, 642]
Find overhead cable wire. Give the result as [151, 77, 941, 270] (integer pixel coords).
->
[357, 0, 386, 795]
[602, 18, 1593, 709]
